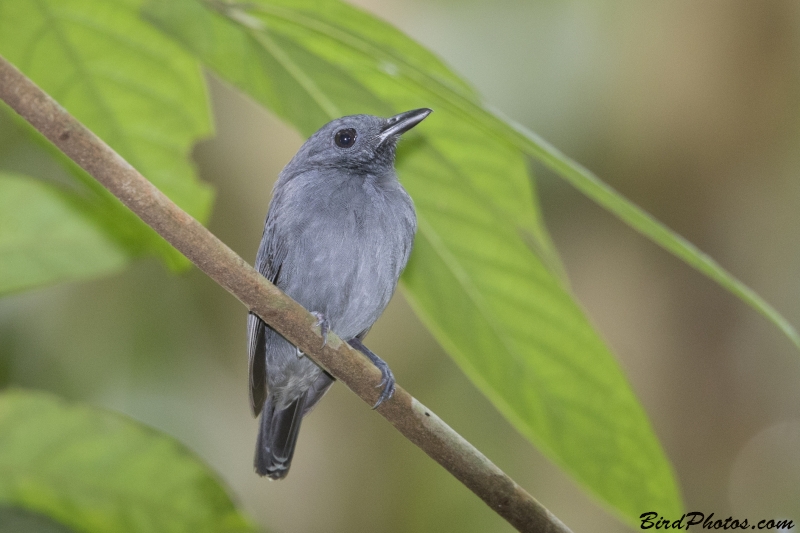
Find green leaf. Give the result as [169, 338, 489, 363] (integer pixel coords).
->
[0, 0, 214, 272]
[506, 126, 800, 349]
[144, 0, 684, 521]
[0, 389, 255, 533]
[0, 506, 77, 533]
[0, 173, 130, 295]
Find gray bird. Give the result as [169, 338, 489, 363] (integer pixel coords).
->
[247, 108, 432, 479]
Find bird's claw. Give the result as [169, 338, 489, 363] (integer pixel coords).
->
[371, 360, 395, 409]
[311, 311, 329, 347]
[348, 337, 396, 409]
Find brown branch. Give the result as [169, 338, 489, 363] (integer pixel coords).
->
[0, 54, 573, 533]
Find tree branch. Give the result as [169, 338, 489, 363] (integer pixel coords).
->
[0, 54, 572, 533]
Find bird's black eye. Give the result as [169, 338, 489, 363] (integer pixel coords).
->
[334, 128, 357, 148]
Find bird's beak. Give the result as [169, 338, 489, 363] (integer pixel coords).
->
[377, 108, 432, 145]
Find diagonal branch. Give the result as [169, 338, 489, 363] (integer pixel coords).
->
[0, 53, 572, 533]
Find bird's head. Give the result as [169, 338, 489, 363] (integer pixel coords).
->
[286, 108, 432, 175]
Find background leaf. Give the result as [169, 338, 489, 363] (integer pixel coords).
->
[0, 389, 255, 533]
[0, 173, 130, 294]
[504, 125, 800, 350]
[0, 0, 214, 279]
[0, 506, 77, 533]
[144, 0, 682, 521]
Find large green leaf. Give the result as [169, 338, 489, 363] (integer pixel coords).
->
[0, 0, 214, 274]
[0, 173, 130, 294]
[0, 507, 76, 533]
[0, 389, 255, 533]
[144, 0, 683, 521]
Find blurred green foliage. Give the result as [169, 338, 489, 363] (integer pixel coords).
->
[0, 0, 214, 284]
[1, 0, 798, 531]
[0, 507, 75, 533]
[0, 389, 255, 533]
[0, 173, 129, 294]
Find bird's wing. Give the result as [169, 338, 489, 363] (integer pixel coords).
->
[248, 201, 289, 416]
[247, 311, 268, 415]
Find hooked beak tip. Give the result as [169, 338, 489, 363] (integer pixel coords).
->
[379, 108, 432, 143]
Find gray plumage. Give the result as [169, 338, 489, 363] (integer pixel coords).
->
[248, 109, 431, 479]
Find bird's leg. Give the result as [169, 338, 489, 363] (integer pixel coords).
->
[347, 337, 395, 409]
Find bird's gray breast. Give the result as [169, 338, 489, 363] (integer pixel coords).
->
[273, 171, 415, 341]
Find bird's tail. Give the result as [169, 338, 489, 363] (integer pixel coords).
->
[254, 393, 307, 480]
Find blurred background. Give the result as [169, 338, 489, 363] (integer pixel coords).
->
[2, 0, 799, 531]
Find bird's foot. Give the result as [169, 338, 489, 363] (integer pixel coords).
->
[348, 337, 396, 409]
[311, 312, 330, 347]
